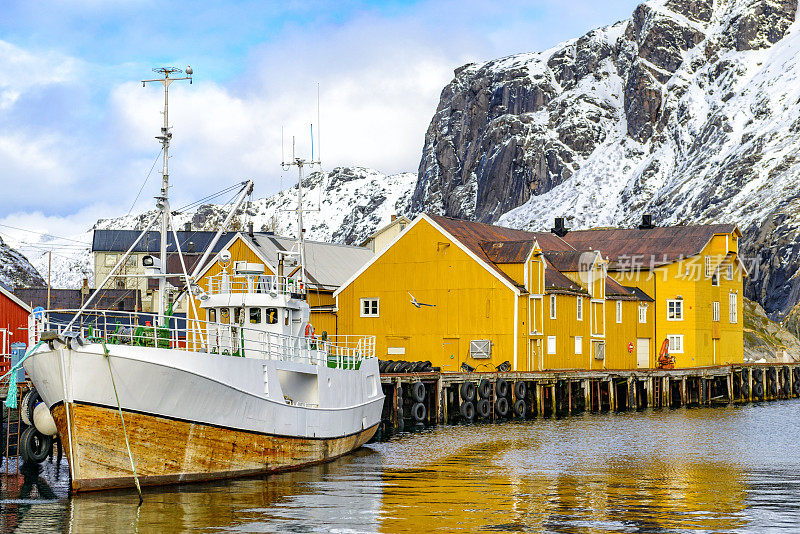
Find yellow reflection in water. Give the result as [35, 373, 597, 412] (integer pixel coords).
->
[378, 426, 748, 532]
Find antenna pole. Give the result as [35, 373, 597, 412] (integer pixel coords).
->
[143, 66, 192, 326]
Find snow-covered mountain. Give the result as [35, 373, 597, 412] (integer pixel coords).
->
[411, 0, 800, 320]
[95, 167, 416, 245]
[0, 237, 45, 289]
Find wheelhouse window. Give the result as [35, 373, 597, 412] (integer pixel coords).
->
[667, 300, 683, 320]
[265, 308, 278, 324]
[360, 298, 379, 317]
[208, 309, 217, 323]
[250, 307, 261, 324]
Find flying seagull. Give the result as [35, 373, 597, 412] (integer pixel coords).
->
[408, 292, 436, 308]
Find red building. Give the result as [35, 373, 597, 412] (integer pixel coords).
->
[1, 284, 31, 354]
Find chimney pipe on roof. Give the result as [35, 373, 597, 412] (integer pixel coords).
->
[551, 217, 569, 237]
[248, 221, 254, 237]
[638, 214, 655, 230]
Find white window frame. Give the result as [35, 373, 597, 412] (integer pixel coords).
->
[667, 299, 683, 321]
[547, 336, 556, 355]
[712, 301, 720, 322]
[574, 336, 582, 355]
[668, 334, 684, 354]
[712, 267, 719, 286]
[360, 298, 380, 317]
[616, 300, 622, 323]
[577, 297, 583, 321]
[550, 294, 557, 319]
[704, 256, 711, 277]
[104, 254, 118, 267]
[638, 304, 647, 324]
[727, 263, 734, 280]
[729, 292, 738, 323]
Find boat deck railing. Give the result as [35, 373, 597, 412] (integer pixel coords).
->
[206, 273, 305, 297]
[28, 309, 374, 370]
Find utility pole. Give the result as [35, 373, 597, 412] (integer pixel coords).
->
[47, 250, 52, 310]
[142, 66, 192, 326]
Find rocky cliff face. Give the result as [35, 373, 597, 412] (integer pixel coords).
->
[0, 237, 45, 289]
[412, 0, 800, 319]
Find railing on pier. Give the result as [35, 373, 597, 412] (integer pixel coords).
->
[28, 309, 374, 370]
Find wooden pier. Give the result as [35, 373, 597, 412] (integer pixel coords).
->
[375, 362, 800, 438]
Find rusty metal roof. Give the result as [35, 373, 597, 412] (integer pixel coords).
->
[606, 277, 633, 298]
[542, 250, 598, 272]
[544, 258, 586, 294]
[561, 225, 738, 268]
[480, 241, 536, 264]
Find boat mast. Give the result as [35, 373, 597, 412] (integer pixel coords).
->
[281, 139, 320, 296]
[142, 66, 192, 326]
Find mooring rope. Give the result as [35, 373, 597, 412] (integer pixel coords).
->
[100, 340, 143, 505]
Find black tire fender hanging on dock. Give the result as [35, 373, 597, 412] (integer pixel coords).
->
[793, 380, 800, 396]
[19, 426, 52, 464]
[460, 382, 477, 402]
[495, 397, 509, 417]
[514, 399, 527, 418]
[741, 381, 750, 398]
[753, 381, 764, 398]
[495, 379, 509, 398]
[411, 381, 426, 403]
[514, 381, 527, 400]
[459, 401, 475, 422]
[411, 402, 426, 422]
[20, 389, 41, 427]
[477, 399, 491, 419]
[478, 379, 492, 399]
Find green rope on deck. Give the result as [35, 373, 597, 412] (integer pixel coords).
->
[1, 341, 45, 409]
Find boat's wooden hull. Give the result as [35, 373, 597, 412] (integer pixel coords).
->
[52, 402, 378, 493]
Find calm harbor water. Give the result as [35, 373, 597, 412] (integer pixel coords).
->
[2, 400, 800, 533]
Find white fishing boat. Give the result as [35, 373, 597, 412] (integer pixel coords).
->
[21, 67, 383, 494]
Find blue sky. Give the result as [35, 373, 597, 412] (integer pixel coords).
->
[0, 0, 638, 242]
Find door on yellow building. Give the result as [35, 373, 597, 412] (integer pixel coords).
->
[637, 338, 650, 369]
[529, 339, 542, 371]
[442, 338, 460, 371]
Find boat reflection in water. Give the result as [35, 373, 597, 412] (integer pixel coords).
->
[3, 401, 800, 532]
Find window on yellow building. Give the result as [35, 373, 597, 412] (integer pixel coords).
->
[713, 301, 720, 322]
[574, 336, 582, 354]
[727, 263, 734, 280]
[668, 335, 683, 353]
[547, 336, 556, 355]
[360, 298, 379, 317]
[550, 294, 556, 319]
[704, 256, 711, 277]
[639, 304, 647, 323]
[729, 292, 738, 323]
[616, 300, 622, 323]
[577, 297, 583, 321]
[712, 267, 719, 286]
[667, 300, 683, 320]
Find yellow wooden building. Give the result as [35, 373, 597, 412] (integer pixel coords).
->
[189, 231, 373, 335]
[334, 214, 743, 371]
